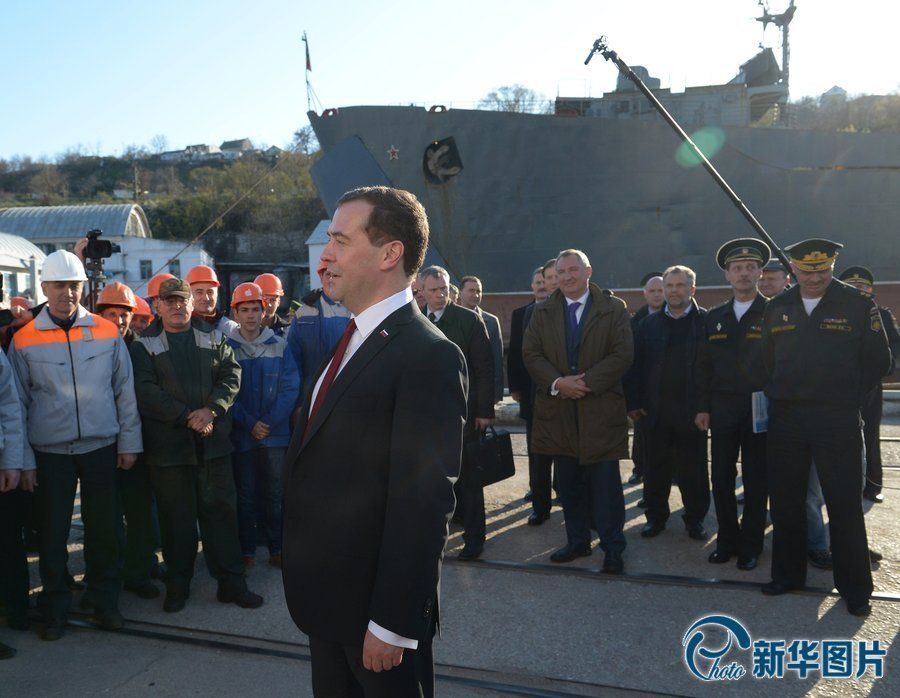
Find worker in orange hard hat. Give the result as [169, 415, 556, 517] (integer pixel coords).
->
[147, 273, 176, 308]
[253, 273, 290, 337]
[185, 265, 238, 335]
[96, 282, 139, 344]
[131, 297, 153, 336]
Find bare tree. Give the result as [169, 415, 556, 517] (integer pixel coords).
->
[150, 134, 169, 154]
[477, 84, 552, 114]
[291, 125, 319, 155]
[29, 165, 69, 201]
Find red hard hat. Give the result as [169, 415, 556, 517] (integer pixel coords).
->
[133, 296, 153, 319]
[97, 282, 138, 311]
[10, 296, 34, 310]
[147, 273, 176, 298]
[185, 265, 220, 287]
[231, 282, 265, 309]
[254, 273, 284, 297]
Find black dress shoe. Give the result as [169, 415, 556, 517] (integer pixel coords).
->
[91, 608, 124, 631]
[41, 621, 66, 641]
[807, 549, 833, 570]
[602, 552, 624, 574]
[686, 523, 708, 541]
[217, 589, 264, 609]
[736, 555, 759, 571]
[640, 521, 665, 538]
[163, 593, 187, 613]
[125, 581, 161, 599]
[869, 548, 883, 563]
[527, 512, 550, 526]
[0, 641, 15, 660]
[457, 544, 483, 561]
[626, 473, 642, 485]
[550, 544, 591, 563]
[523, 490, 533, 502]
[708, 550, 733, 564]
[846, 600, 872, 617]
[762, 580, 802, 596]
[863, 488, 884, 504]
[637, 499, 647, 508]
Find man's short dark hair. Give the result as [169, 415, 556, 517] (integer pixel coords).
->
[460, 275, 481, 290]
[541, 258, 556, 276]
[336, 186, 429, 278]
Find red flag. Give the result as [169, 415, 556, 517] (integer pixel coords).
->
[305, 41, 312, 72]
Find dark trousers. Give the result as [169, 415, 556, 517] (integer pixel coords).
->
[35, 445, 120, 620]
[0, 488, 30, 625]
[644, 421, 710, 526]
[233, 447, 285, 557]
[116, 456, 156, 585]
[767, 401, 872, 604]
[456, 429, 485, 548]
[710, 408, 767, 557]
[630, 419, 647, 477]
[525, 416, 554, 517]
[555, 456, 626, 554]
[861, 385, 883, 494]
[150, 457, 247, 599]
[308, 627, 435, 698]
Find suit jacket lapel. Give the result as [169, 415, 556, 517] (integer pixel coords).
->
[296, 301, 417, 455]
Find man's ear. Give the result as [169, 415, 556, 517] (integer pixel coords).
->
[380, 241, 405, 272]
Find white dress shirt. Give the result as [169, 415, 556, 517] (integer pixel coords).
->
[801, 296, 821, 316]
[550, 289, 591, 395]
[308, 286, 419, 650]
[425, 306, 445, 323]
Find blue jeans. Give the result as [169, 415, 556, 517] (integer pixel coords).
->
[233, 447, 285, 557]
[554, 457, 626, 554]
[805, 462, 828, 552]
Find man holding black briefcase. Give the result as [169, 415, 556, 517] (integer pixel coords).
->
[523, 249, 633, 572]
[420, 265, 495, 562]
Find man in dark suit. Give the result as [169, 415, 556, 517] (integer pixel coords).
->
[508, 267, 555, 524]
[420, 266, 495, 561]
[281, 186, 467, 697]
[459, 275, 504, 403]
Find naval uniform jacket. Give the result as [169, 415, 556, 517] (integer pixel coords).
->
[761, 280, 891, 407]
[695, 294, 767, 425]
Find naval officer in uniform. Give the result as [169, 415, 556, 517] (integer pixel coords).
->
[760, 239, 890, 616]
[695, 239, 770, 571]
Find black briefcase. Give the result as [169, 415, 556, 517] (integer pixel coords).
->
[466, 427, 515, 487]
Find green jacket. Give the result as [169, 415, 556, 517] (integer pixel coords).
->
[129, 318, 241, 467]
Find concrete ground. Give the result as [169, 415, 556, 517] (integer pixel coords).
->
[2, 408, 898, 696]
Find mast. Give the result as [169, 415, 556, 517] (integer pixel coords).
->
[302, 31, 312, 113]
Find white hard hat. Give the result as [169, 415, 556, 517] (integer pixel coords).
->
[41, 250, 88, 282]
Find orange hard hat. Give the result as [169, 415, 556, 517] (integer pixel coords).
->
[254, 273, 284, 297]
[185, 265, 220, 287]
[10, 296, 34, 310]
[147, 273, 176, 298]
[231, 282, 265, 309]
[133, 296, 153, 319]
[97, 282, 138, 311]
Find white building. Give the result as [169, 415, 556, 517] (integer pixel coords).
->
[0, 204, 212, 297]
[0, 232, 46, 304]
[305, 219, 330, 290]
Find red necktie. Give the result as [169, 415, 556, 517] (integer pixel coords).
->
[304, 319, 357, 438]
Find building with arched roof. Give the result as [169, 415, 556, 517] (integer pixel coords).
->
[0, 231, 46, 304]
[0, 204, 211, 295]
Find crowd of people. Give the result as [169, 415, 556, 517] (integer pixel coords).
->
[0, 211, 898, 670]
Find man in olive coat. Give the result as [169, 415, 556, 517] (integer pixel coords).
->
[523, 249, 633, 571]
[130, 278, 263, 613]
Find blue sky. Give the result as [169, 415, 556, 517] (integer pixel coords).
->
[2, 0, 896, 160]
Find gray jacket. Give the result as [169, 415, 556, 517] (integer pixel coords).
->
[0, 349, 30, 470]
[9, 306, 142, 463]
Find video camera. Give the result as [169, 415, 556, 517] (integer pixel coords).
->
[85, 229, 121, 260]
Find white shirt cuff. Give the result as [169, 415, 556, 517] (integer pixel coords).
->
[367, 621, 418, 650]
[550, 377, 561, 396]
